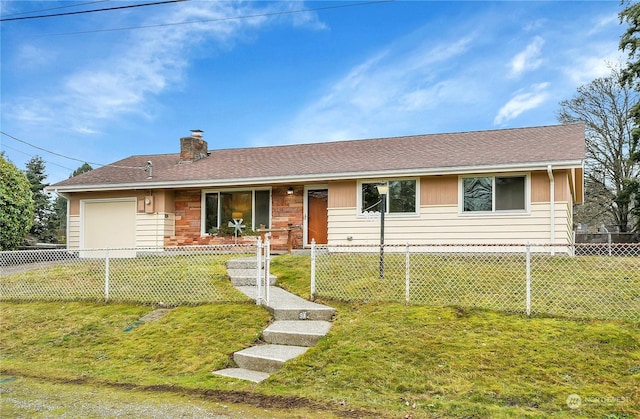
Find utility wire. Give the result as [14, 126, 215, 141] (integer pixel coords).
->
[0, 0, 187, 22]
[0, 143, 75, 172]
[42, 0, 394, 36]
[1, 131, 146, 170]
[0, 1, 110, 18]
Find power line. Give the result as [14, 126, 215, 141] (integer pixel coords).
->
[42, 0, 394, 36]
[0, 1, 110, 18]
[0, 0, 188, 22]
[0, 131, 145, 170]
[0, 143, 75, 172]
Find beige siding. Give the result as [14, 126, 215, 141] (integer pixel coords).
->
[328, 202, 572, 246]
[531, 169, 573, 203]
[421, 175, 457, 206]
[67, 193, 176, 250]
[68, 190, 175, 216]
[560, 200, 573, 245]
[136, 213, 173, 248]
[328, 180, 356, 208]
[555, 170, 570, 201]
[531, 171, 549, 203]
[68, 215, 81, 249]
[574, 167, 584, 204]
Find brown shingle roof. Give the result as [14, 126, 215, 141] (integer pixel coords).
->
[51, 124, 584, 191]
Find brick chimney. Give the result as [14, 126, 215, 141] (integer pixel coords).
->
[180, 130, 208, 162]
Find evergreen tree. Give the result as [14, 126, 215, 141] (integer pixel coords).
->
[619, 1, 640, 232]
[53, 163, 93, 242]
[24, 156, 56, 243]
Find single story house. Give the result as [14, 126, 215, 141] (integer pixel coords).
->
[48, 124, 585, 252]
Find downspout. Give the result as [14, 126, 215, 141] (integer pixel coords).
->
[547, 165, 555, 256]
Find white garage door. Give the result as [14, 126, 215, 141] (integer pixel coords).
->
[82, 199, 136, 252]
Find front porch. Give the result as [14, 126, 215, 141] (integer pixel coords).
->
[166, 186, 308, 251]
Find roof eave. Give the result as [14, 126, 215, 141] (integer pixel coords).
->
[46, 159, 584, 193]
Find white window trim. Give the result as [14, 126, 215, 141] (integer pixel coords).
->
[357, 178, 420, 217]
[200, 187, 272, 235]
[458, 173, 530, 215]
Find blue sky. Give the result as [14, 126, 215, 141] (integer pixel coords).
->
[0, 0, 627, 184]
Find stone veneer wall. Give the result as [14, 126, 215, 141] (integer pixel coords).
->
[165, 186, 304, 251]
[269, 186, 304, 250]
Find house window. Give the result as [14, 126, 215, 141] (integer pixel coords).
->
[462, 175, 526, 212]
[203, 189, 270, 233]
[360, 179, 417, 214]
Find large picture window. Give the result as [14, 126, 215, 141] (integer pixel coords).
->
[360, 179, 417, 214]
[203, 189, 270, 233]
[462, 175, 526, 212]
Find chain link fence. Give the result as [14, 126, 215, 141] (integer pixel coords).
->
[0, 244, 256, 306]
[310, 243, 640, 321]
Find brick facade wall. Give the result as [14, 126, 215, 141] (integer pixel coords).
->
[269, 186, 304, 250]
[165, 187, 304, 251]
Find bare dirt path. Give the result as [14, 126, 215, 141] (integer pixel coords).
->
[0, 376, 367, 418]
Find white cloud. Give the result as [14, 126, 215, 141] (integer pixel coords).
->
[588, 13, 618, 36]
[509, 36, 544, 78]
[6, 100, 54, 124]
[16, 44, 57, 69]
[258, 35, 476, 144]
[523, 19, 545, 32]
[563, 46, 625, 85]
[493, 82, 550, 126]
[7, 1, 324, 133]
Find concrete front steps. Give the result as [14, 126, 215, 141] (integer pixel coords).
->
[225, 257, 276, 286]
[213, 258, 335, 383]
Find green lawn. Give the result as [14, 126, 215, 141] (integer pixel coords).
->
[0, 254, 638, 417]
[310, 252, 640, 321]
[0, 253, 251, 304]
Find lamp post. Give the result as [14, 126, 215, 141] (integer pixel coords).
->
[376, 183, 388, 279]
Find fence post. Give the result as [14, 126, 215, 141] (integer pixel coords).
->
[105, 248, 110, 302]
[256, 238, 262, 305]
[525, 242, 531, 316]
[265, 234, 271, 305]
[405, 242, 410, 304]
[310, 239, 316, 299]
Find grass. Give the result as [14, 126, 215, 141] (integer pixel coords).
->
[1, 254, 639, 417]
[312, 252, 640, 321]
[268, 302, 639, 417]
[0, 301, 269, 387]
[0, 253, 251, 304]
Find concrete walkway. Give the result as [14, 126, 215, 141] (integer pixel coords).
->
[212, 257, 335, 383]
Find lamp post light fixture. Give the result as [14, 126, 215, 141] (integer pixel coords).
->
[376, 182, 388, 279]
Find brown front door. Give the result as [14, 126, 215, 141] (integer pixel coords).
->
[307, 189, 328, 245]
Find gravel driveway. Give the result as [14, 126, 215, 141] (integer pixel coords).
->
[0, 376, 336, 418]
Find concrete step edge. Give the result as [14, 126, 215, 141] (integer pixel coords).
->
[212, 368, 270, 383]
[226, 268, 273, 276]
[226, 259, 263, 269]
[269, 307, 335, 321]
[264, 320, 332, 335]
[234, 344, 308, 373]
[262, 330, 325, 347]
[230, 277, 276, 286]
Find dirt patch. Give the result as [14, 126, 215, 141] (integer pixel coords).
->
[139, 308, 171, 323]
[3, 370, 378, 418]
